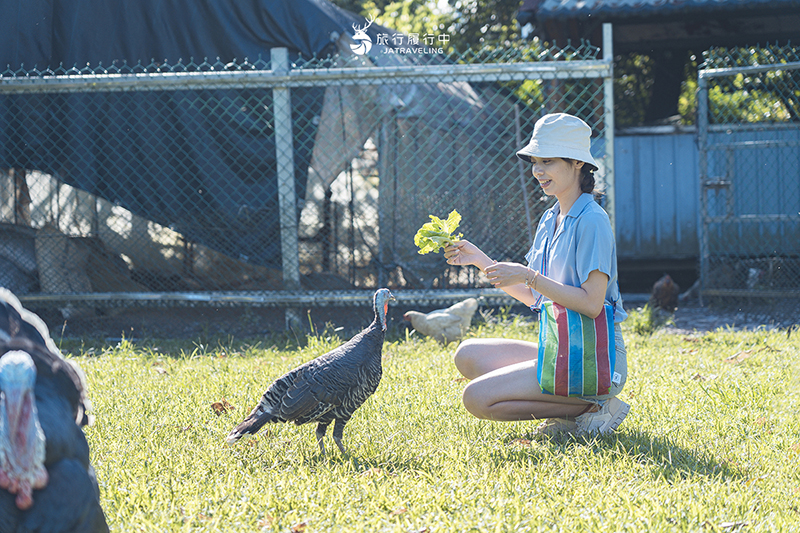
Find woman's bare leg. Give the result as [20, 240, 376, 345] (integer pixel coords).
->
[453, 338, 590, 421]
[461, 360, 591, 420]
[454, 337, 539, 379]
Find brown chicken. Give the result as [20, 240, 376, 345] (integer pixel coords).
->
[649, 274, 680, 312]
[403, 298, 478, 344]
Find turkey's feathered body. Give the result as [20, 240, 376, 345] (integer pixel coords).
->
[227, 319, 386, 451]
[0, 289, 108, 532]
[0, 350, 107, 533]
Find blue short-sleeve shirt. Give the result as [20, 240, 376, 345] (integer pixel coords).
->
[524, 193, 627, 322]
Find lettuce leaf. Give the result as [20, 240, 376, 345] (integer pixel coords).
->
[414, 210, 463, 255]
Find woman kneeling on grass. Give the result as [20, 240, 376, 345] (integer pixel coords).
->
[443, 113, 629, 436]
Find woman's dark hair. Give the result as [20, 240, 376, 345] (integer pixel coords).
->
[563, 158, 603, 197]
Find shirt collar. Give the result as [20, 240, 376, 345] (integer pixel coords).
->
[558, 193, 595, 219]
[544, 193, 594, 241]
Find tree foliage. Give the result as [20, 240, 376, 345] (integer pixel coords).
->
[441, 0, 524, 52]
[613, 53, 655, 127]
[330, 0, 799, 126]
[332, 0, 449, 40]
[330, 0, 545, 118]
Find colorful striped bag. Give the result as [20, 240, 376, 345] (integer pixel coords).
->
[536, 301, 616, 397]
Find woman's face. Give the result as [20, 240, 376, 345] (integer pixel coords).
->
[529, 157, 583, 198]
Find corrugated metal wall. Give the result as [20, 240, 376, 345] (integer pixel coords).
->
[615, 124, 800, 264]
[705, 125, 800, 257]
[615, 130, 700, 261]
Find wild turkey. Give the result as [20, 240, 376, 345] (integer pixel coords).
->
[403, 297, 478, 344]
[0, 288, 108, 532]
[227, 288, 395, 454]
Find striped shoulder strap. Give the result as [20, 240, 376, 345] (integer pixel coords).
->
[531, 236, 548, 312]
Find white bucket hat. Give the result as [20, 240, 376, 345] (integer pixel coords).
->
[516, 113, 598, 171]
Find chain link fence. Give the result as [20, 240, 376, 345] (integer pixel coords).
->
[698, 43, 800, 300]
[0, 27, 614, 314]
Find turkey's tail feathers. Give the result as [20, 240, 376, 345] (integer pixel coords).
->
[226, 371, 296, 444]
[225, 405, 276, 444]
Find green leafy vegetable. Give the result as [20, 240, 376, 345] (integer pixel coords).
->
[414, 210, 463, 255]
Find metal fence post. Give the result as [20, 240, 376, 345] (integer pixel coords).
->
[602, 23, 616, 237]
[271, 47, 302, 327]
[696, 71, 709, 306]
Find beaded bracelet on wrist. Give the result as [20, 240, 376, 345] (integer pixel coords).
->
[525, 268, 539, 290]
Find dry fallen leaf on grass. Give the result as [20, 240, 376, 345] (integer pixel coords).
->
[290, 521, 308, 533]
[211, 398, 235, 415]
[257, 515, 275, 528]
[726, 341, 781, 364]
[744, 474, 768, 486]
[724, 349, 756, 363]
[390, 507, 408, 516]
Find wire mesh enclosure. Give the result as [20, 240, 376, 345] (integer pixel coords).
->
[0, 29, 614, 312]
[698, 44, 800, 299]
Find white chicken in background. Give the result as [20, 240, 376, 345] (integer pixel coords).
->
[403, 298, 479, 344]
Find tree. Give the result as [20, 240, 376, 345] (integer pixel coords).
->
[333, 0, 450, 40]
[441, 0, 524, 52]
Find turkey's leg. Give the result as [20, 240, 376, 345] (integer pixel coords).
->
[315, 422, 329, 454]
[332, 418, 349, 454]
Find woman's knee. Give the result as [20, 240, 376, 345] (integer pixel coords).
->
[461, 382, 490, 419]
[453, 339, 484, 379]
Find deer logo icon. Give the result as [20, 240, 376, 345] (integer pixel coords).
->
[350, 14, 375, 55]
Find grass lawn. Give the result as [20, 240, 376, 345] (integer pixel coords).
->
[63, 309, 800, 532]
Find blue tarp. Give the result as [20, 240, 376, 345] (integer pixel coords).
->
[0, 0, 364, 268]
